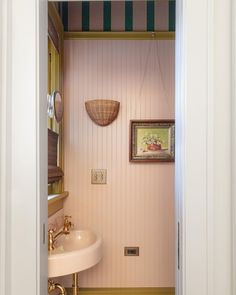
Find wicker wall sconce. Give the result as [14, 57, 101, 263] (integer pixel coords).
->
[85, 99, 120, 126]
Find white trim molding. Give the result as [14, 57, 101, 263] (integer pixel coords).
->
[0, 0, 12, 294]
[176, 0, 232, 294]
[0, 0, 48, 295]
[232, 0, 236, 293]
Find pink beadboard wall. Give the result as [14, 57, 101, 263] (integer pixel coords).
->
[48, 209, 64, 231]
[63, 40, 175, 287]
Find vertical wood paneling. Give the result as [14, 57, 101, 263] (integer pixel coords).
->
[63, 40, 175, 288]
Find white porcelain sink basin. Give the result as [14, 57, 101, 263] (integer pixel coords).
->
[48, 229, 102, 277]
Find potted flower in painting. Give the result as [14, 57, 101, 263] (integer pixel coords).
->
[142, 134, 163, 151]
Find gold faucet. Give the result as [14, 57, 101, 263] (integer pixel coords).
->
[63, 215, 73, 232]
[48, 279, 67, 295]
[48, 215, 73, 251]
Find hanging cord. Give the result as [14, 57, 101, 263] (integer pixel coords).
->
[137, 36, 172, 114]
[154, 39, 172, 113]
[137, 39, 153, 101]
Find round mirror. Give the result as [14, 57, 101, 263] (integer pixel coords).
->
[53, 91, 63, 123]
[47, 91, 63, 123]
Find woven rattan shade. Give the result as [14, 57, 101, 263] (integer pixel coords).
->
[85, 99, 120, 126]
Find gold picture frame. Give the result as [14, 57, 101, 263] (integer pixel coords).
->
[130, 120, 175, 162]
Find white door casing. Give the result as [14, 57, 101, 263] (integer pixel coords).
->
[232, 0, 236, 294]
[176, 0, 232, 295]
[0, 1, 11, 294]
[0, 0, 48, 295]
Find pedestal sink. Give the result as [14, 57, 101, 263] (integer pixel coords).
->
[48, 229, 102, 278]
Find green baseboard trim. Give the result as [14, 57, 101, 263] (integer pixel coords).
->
[65, 287, 175, 295]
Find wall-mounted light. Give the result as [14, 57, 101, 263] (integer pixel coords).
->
[85, 99, 120, 126]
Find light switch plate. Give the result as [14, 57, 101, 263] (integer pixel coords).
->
[91, 169, 107, 184]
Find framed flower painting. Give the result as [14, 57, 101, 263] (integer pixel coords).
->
[130, 120, 175, 162]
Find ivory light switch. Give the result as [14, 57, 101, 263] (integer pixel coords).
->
[91, 169, 107, 184]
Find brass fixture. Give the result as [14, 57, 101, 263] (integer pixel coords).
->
[63, 215, 73, 232]
[48, 279, 67, 295]
[48, 215, 73, 251]
[72, 272, 79, 295]
[64, 273, 80, 295]
[85, 99, 120, 126]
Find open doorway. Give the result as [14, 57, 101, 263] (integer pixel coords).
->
[0, 1, 233, 295]
[47, 2, 176, 294]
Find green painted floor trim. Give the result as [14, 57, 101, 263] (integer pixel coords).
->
[66, 287, 175, 295]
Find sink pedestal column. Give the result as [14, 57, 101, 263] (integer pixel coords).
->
[72, 272, 79, 295]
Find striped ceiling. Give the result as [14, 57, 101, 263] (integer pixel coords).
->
[58, 1, 175, 32]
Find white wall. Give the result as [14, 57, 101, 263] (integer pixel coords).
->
[63, 39, 175, 287]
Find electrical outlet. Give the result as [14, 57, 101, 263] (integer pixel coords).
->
[124, 247, 139, 256]
[91, 169, 107, 184]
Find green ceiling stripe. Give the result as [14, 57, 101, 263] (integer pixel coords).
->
[125, 1, 133, 32]
[61, 1, 175, 33]
[82, 1, 90, 31]
[168, 0, 176, 31]
[147, 1, 154, 31]
[62, 2, 68, 32]
[104, 1, 111, 31]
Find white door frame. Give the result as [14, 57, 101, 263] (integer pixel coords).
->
[0, 0, 234, 294]
[232, 0, 236, 294]
[176, 0, 233, 294]
[0, 0, 48, 295]
[176, 0, 232, 294]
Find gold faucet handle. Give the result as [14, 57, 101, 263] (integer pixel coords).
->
[64, 215, 73, 231]
[48, 228, 56, 251]
[48, 228, 56, 239]
[48, 228, 56, 235]
[64, 215, 72, 224]
[64, 215, 72, 220]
